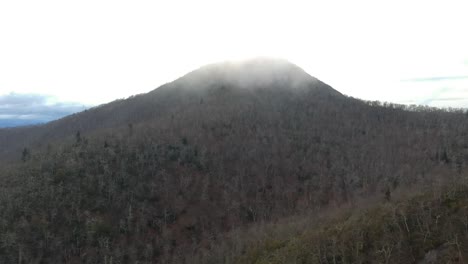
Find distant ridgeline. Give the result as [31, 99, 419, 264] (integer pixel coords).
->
[0, 58, 468, 263]
[0, 119, 46, 128]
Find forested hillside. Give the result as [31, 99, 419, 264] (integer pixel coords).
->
[1, 59, 468, 263]
[218, 182, 468, 264]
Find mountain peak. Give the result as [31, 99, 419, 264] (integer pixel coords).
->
[171, 57, 342, 96]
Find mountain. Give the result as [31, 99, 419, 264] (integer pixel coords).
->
[0, 58, 341, 161]
[0, 58, 468, 263]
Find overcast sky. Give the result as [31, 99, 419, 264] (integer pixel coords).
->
[1, 0, 468, 125]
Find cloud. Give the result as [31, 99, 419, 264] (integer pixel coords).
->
[0, 93, 88, 127]
[424, 97, 468, 102]
[393, 73, 468, 108]
[401, 76, 468, 82]
[419, 87, 451, 105]
[417, 84, 468, 108]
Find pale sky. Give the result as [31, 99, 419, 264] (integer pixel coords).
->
[1, 0, 468, 117]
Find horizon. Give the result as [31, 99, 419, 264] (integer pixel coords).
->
[1, 0, 468, 126]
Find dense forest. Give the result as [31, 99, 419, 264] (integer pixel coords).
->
[1, 59, 468, 263]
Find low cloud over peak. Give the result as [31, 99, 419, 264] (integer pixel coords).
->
[0, 93, 88, 127]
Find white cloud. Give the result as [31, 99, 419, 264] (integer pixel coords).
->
[0, 93, 87, 125]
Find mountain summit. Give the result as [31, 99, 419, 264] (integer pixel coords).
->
[168, 57, 342, 96]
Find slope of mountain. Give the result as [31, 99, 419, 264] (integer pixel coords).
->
[1, 58, 468, 263]
[224, 183, 468, 264]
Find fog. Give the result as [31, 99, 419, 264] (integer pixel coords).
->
[174, 58, 334, 93]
